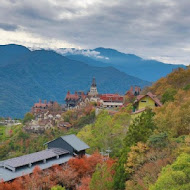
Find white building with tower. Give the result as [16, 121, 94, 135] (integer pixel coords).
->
[88, 77, 98, 96]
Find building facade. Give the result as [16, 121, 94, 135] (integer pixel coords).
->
[0, 134, 89, 182]
[133, 92, 162, 114]
[88, 77, 98, 96]
[31, 100, 61, 114]
[99, 94, 124, 108]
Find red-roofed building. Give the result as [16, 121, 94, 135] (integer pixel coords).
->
[32, 99, 48, 114]
[31, 100, 60, 114]
[125, 86, 141, 98]
[99, 94, 124, 108]
[65, 91, 88, 108]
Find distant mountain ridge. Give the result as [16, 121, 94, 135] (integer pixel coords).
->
[0, 44, 150, 118]
[58, 47, 186, 82]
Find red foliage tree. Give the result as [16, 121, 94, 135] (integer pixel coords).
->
[0, 152, 115, 190]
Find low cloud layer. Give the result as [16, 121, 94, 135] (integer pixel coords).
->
[0, 0, 190, 65]
[56, 48, 109, 60]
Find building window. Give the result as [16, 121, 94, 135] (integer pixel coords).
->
[141, 100, 146, 102]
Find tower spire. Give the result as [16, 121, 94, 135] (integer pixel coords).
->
[92, 77, 97, 87]
[89, 77, 98, 96]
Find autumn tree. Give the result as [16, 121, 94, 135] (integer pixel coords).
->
[90, 163, 114, 190]
[78, 110, 131, 157]
[22, 112, 34, 124]
[51, 185, 66, 190]
[150, 153, 190, 190]
[78, 177, 91, 190]
[161, 88, 177, 103]
[114, 109, 156, 190]
[154, 90, 190, 137]
[125, 140, 174, 190]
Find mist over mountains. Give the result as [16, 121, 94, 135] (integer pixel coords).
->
[58, 47, 186, 82]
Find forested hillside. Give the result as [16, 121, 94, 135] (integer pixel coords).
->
[146, 67, 190, 96]
[0, 67, 190, 190]
[113, 66, 190, 190]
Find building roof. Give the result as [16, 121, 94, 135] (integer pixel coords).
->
[59, 122, 72, 128]
[0, 154, 72, 182]
[65, 91, 79, 100]
[100, 94, 124, 102]
[34, 102, 47, 108]
[0, 134, 89, 182]
[61, 134, 89, 152]
[1, 148, 69, 171]
[45, 134, 89, 152]
[135, 92, 162, 107]
[132, 108, 146, 114]
[125, 86, 141, 97]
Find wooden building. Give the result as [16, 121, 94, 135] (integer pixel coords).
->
[45, 134, 89, 157]
[133, 92, 162, 114]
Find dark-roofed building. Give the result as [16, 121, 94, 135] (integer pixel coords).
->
[0, 134, 89, 182]
[45, 134, 90, 157]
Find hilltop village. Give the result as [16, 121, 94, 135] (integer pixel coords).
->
[0, 78, 163, 184]
[24, 78, 162, 133]
[1, 67, 190, 189]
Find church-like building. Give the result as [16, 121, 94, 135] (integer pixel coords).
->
[88, 77, 98, 96]
[65, 77, 99, 108]
[65, 77, 127, 109]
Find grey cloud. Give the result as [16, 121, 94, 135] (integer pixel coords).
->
[0, 0, 190, 64]
[0, 23, 18, 31]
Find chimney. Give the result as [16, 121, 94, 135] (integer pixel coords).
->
[44, 100, 47, 104]
[130, 86, 133, 92]
[39, 99, 42, 103]
[67, 91, 70, 95]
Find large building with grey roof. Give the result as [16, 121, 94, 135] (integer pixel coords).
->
[0, 134, 89, 182]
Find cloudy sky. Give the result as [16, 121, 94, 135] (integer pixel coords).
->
[0, 0, 190, 65]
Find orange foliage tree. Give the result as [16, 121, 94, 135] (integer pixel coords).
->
[0, 152, 115, 190]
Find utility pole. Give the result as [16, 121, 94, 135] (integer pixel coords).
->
[105, 147, 112, 158]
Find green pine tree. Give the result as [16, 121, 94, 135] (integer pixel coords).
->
[114, 109, 156, 190]
[90, 163, 114, 190]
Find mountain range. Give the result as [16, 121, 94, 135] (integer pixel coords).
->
[0, 44, 152, 118]
[59, 47, 186, 82]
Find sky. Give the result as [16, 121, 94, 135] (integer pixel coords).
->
[0, 0, 190, 65]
